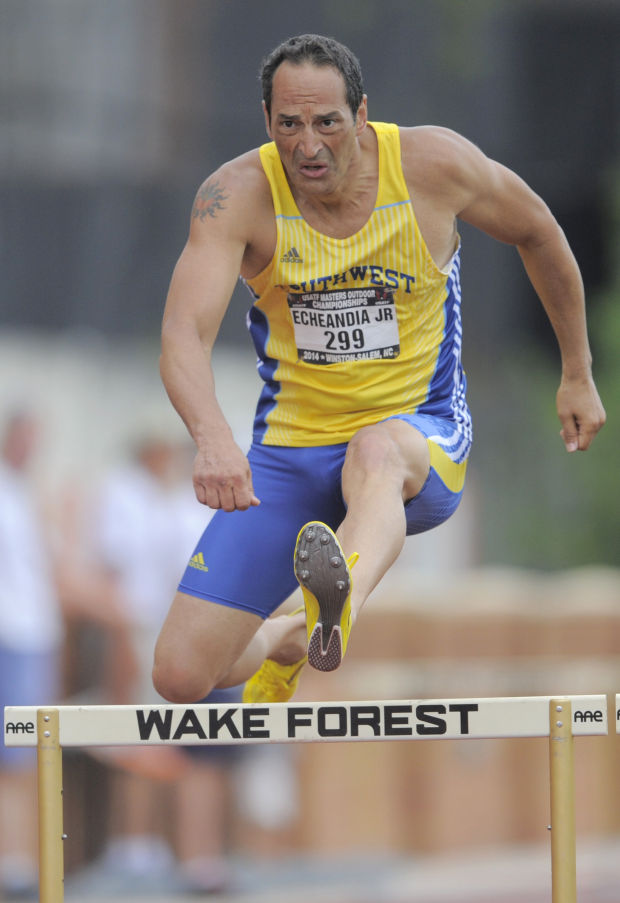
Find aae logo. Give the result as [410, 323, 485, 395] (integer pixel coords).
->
[573, 710, 603, 723]
[5, 721, 35, 734]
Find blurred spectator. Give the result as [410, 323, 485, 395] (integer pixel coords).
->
[0, 410, 301, 895]
[0, 410, 64, 898]
[74, 428, 242, 893]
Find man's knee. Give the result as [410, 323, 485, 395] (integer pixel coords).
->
[152, 652, 215, 703]
[343, 421, 430, 498]
[345, 423, 402, 470]
[151, 591, 262, 703]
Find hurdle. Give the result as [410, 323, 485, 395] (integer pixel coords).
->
[4, 693, 615, 903]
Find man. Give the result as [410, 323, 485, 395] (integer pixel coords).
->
[152, 34, 605, 705]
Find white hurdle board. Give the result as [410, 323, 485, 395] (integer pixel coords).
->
[2, 694, 615, 903]
[4, 694, 608, 747]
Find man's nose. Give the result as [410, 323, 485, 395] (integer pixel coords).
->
[298, 127, 323, 158]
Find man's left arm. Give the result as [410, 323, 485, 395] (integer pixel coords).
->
[457, 151, 606, 451]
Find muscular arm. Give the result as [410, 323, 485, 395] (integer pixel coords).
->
[512, 205, 604, 452]
[406, 127, 605, 450]
[160, 158, 266, 510]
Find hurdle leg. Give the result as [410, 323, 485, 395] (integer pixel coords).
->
[37, 708, 64, 903]
[549, 698, 576, 903]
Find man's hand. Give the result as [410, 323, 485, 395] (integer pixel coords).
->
[192, 437, 260, 511]
[556, 372, 606, 452]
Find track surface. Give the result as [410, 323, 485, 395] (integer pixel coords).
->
[13, 837, 616, 902]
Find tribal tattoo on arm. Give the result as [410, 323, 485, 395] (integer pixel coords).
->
[191, 179, 229, 221]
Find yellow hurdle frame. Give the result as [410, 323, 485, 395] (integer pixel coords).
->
[7, 693, 612, 902]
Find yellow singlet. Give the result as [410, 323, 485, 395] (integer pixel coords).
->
[243, 121, 470, 447]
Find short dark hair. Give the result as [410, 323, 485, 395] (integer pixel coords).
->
[260, 34, 364, 120]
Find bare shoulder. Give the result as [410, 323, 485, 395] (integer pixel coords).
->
[400, 125, 552, 245]
[399, 125, 491, 202]
[399, 125, 487, 173]
[190, 149, 272, 233]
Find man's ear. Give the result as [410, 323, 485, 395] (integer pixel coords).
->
[262, 101, 273, 139]
[355, 95, 368, 135]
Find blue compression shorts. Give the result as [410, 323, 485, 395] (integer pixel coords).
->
[178, 413, 470, 619]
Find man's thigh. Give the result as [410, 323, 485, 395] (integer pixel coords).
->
[154, 590, 263, 695]
[382, 412, 470, 535]
[177, 442, 349, 618]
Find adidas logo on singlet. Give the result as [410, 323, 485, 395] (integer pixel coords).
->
[280, 247, 303, 264]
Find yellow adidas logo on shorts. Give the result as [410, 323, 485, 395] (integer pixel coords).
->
[188, 551, 208, 572]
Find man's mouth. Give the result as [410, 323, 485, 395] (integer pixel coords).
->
[299, 162, 329, 179]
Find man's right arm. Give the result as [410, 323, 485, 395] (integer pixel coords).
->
[160, 160, 261, 512]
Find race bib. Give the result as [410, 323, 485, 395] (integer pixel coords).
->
[288, 287, 400, 365]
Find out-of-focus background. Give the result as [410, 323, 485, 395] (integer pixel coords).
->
[1, 1, 619, 900]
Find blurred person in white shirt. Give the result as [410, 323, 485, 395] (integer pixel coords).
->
[90, 428, 242, 893]
[0, 410, 63, 898]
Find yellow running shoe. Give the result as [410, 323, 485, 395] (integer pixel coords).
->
[294, 521, 359, 672]
[242, 606, 307, 703]
[242, 656, 307, 703]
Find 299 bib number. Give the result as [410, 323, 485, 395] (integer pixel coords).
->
[288, 288, 400, 365]
[325, 327, 365, 351]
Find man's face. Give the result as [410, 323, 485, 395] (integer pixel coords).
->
[264, 61, 367, 198]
